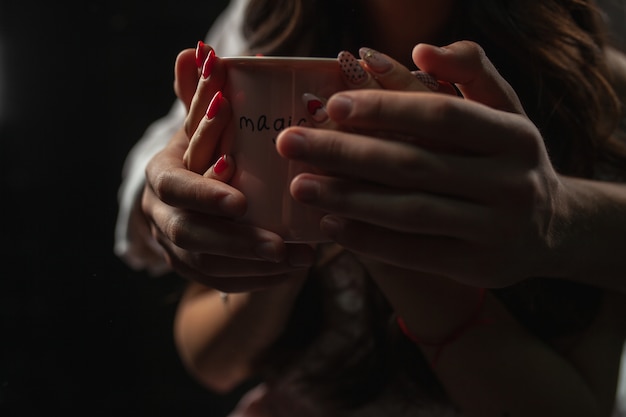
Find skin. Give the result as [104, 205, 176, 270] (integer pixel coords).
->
[361, 0, 457, 65]
[157, 41, 626, 416]
[139, 2, 626, 415]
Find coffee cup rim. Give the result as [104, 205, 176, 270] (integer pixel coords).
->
[222, 56, 338, 69]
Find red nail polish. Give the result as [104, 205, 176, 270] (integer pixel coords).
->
[214, 155, 228, 174]
[206, 91, 223, 119]
[202, 49, 215, 79]
[302, 93, 328, 123]
[195, 41, 207, 68]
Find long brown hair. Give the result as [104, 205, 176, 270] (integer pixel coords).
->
[243, 0, 620, 410]
[459, 0, 623, 176]
[243, 0, 625, 177]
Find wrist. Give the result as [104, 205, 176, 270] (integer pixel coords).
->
[226, 271, 308, 346]
[397, 288, 492, 366]
[538, 175, 626, 286]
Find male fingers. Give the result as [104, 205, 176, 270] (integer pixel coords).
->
[412, 41, 525, 115]
[325, 90, 530, 155]
[290, 173, 491, 240]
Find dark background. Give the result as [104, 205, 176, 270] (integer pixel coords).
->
[0, 0, 249, 416]
[0, 1, 625, 417]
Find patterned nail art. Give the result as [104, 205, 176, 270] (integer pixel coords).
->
[337, 51, 368, 85]
[412, 71, 440, 91]
[302, 93, 328, 123]
[359, 47, 393, 74]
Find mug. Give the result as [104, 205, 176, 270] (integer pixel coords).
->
[222, 56, 346, 242]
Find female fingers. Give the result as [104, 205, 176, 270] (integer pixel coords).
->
[142, 130, 315, 291]
[184, 49, 228, 138]
[337, 49, 444, 93]
[184, 91, 233, 174]
[157, 232, 310, 293]
[302, 48, 449, 129]
[145, 128, 246, 218]
[143, 166, 302, 266]
[357, 47, 454, 94]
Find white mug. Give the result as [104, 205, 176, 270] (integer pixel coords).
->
[222, 57, 346, 242]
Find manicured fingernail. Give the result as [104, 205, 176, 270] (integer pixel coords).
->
[213, 154, 229, 175]
[337, 51, 367, 85]
[202, 49, 216, 79]
[302, 93, 328, 123]
[206, 91, 223, 119]
[359, 47, 393, 74]
[195, 41, 207, 68]
[255, 241, 281, 262]
[411, 70, 440, 91]
[320, 216, 342, 238]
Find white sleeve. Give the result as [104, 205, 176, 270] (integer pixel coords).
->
[114, 0, 249, 275]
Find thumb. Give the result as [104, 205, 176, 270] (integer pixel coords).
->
[412, 41, 526, 115]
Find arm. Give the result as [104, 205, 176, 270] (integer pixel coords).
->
[146, 44, 317, 391]
[174, 272, 307, 393]
[114, 101, 186, 275]
[545, 176, 626, 293]
[367, 262, 626, 416]
[277, 41, 626, 292]
[275, 41, 626, 415]
[114, 0, 248, 273]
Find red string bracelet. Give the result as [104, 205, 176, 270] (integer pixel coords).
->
[397, 288, 491, 367]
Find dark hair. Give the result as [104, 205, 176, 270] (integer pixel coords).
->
[243, 0, 618, 409]
[243, 0, 625, 177]
[459, 0, 623, 176]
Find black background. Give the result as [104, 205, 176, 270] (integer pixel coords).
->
[0, 1, 624, 416]
[0, 0, 248, 416]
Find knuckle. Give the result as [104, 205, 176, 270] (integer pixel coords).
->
[151, 169, 173, 201]
[184, 117, 194, 138]
[361, 92, 388, 123]
[464, 40, 486, 58]
[458, 40, 487, 68]
[428, 96, 462, 123]
[163, 215, 187, 247]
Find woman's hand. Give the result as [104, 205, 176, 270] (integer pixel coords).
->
[276, 41, 562, 288]
[141, 46, 315, 292]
